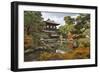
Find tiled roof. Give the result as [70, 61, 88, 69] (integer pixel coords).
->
[44, 20, 60, 25]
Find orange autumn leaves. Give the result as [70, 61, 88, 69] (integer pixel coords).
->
[24, 34, 33, 49]
[38, 48, 90, 61]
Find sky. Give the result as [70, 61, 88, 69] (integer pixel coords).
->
[41, 11, 79, 27]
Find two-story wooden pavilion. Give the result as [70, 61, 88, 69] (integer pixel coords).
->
[43, 19, 60, 38]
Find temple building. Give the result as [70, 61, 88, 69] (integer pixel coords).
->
[43, 19, 60, 38]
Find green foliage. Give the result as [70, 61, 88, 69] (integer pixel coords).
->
[65, 23, 74, 32]
[58, 14, 90, 49]
[78, 38, 90, 48]
[75, 14, 90, 33]
[24, 11, 45, 48]
[58, 25, 67, 35]
[74, 14, 90, 48]
[83, 29, 90, 37]
[24, 11, 45, 34]
[59, 16, 74, 36]
[64, 16, 74, 24]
